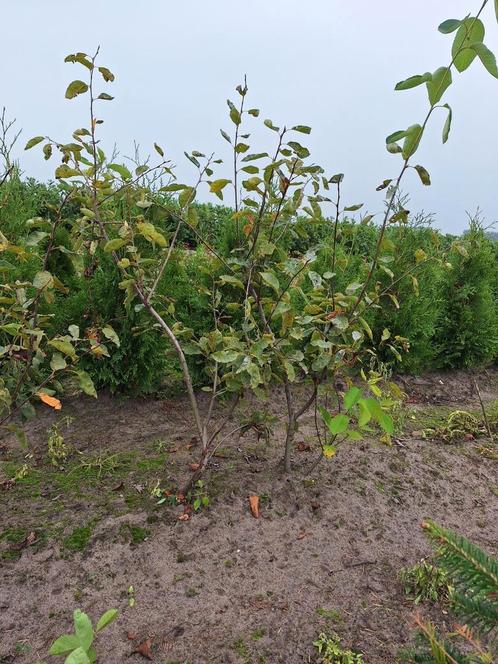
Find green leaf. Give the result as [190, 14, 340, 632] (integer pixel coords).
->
[402, 124, 423, 160]
[65, 80, 89, 99]
[102, 326, 120, 347]
[178, 186, 195, 208]
[438, 19, 461, 34]
[287, 141, 310, 158]
[365, 398, 394, 434]
[136, 222, 167, 247]
[76, 370, 97, 397]
[426, 67, 452, 105]
[344, 203, 363, 212]
[394, 73, 431, 90]
[103, 238, 126, 253]
[385, 130, 407, 144]
[248, 108, 260, 117]
[452, 18, 485, 72]
[97, 92, 114, 101]
[73, 610, 93, 651]
[242, 152, 268, 162]
[211, 350, 240, 363]
[471, 42, 498, 78]
[344, 386, 361, 412]
[33, 270, 54, 290]
[24, 136, 44, 150]
[49, 634, 80, 656]
[50, 353, 67, 372]
[259, 271, 280, 293]
[55, 165, 80, 179]
[98, 66, 115, 82]
[329, 173, 344, 184]
[414, 164, 431, 186]
[43, 143, 53, 160]
[442, 103, 452, 143]
[209, 179, 231, 200]
[291, 125, 312, 134]
[65, 647, 91, 664]
[108, 163, 132, 180]
[319, 407, 349, 435]
[96, 609, 118, 632]
[219, 275, 245, 289]
[49, 339, 76, 360]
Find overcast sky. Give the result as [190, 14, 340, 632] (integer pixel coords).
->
[2, 1, 497, 234]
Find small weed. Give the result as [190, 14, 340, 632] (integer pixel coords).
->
[127, 585, 135, 607]
[63, 523, 94, 552]
[224, 558, 235, 568]
[233, 637, 251, 662]
[251, 628, 266, 641]
[399, 559, 451, 604]
[120, 524, 150, 545]
[316, 607, 342, 623]
[47, 416, 73, 468]
[185, 586, 199, 598]
[313, 633, 364, 663]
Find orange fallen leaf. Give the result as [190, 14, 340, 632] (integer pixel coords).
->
[189, 463, 200, 472]
[178, 513, 190, 521]
[249, 494, 260, 518]
[132, 638, 153, 660]
[37, 392, 62, 410]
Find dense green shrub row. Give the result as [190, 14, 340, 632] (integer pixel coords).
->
[2, 177, 498, 395]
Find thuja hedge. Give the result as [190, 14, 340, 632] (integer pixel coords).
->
[2, 177, 498, 395]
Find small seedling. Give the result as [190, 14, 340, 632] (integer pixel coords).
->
[127, 585, 135, 607]
[399, 559, 451, 604]
[313, 633, 364, 664]
[48, 608, 118, 664]
[189, 480, 209, 511]
[47, 416, 73, 468]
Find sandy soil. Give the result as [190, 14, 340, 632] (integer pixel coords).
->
[1, 368, 497, 663]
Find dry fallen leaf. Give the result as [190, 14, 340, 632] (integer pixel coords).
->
[178, 513, 190, 521]
[126, 631, 137, 640]
[14, 531, 37, 550]
[297, 441, 311, 452]
[297, 531, 311, 540]
[132, 638, 153, 660]
[249, 494, 260, 518]
[189, 463, 200, 472]
[37, 392, 62, 410]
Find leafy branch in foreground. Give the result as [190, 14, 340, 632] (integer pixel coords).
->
[404, 520, 497, 663]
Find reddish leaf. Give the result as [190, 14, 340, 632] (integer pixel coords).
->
[189, 463, 200, 472]
[297, 441, 311, 452]
[249, 495, 260, 518]
[178, 513, 190, 521]
[132, 638, 153, 660]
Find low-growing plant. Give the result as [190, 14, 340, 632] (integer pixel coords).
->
[47, 416, 73, 468]
[399, 559, 452, 604]
[313, 633, 364, 664]
[48, 608, 118, 664]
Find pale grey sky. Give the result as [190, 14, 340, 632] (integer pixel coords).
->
[2, 1, 497, 233]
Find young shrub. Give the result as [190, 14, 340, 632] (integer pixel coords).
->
[399, 559, 451, 604]
[48, 608, 118, 663]
[435, 219, 498, 369]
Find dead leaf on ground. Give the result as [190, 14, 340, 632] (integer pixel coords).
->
[187, 436, 199, 449]
[133, 484, 144, 493]
[127, 631, 137, 640]
[297, 441, 311, 452]
[249, 494, 260, 518]
[112, 481, 124, 491]
[189, 463, 200, 472]
[14, 531, 37, 550]
[297, 531, 311, 540]
[178, 513, 190, 521]
[132, 638, 153, 660]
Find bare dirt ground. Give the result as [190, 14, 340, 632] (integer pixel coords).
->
[1, 368, 497, 663]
